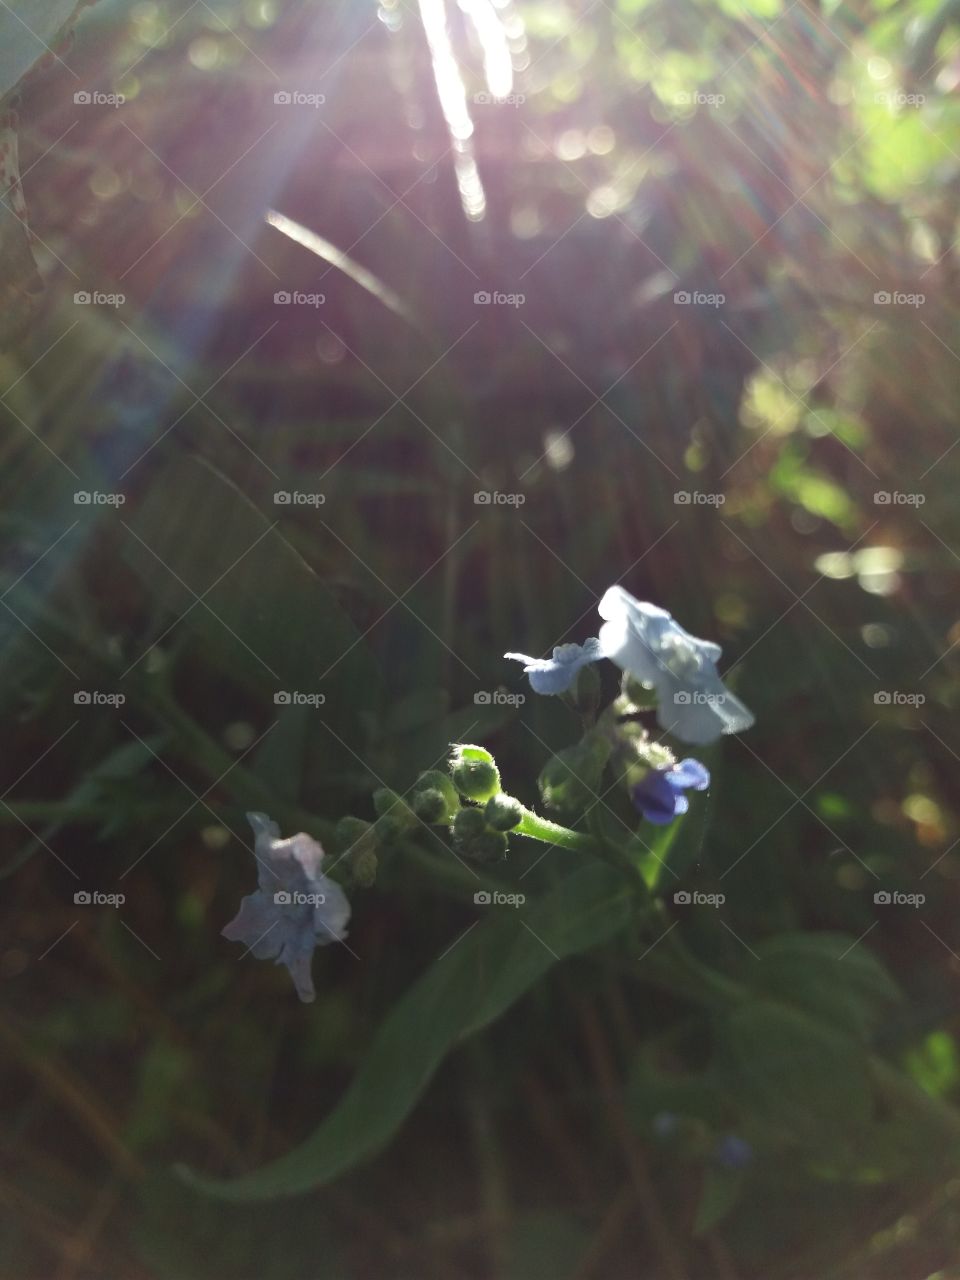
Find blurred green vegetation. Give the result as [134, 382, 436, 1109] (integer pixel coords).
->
[2, 0, 960, 1275]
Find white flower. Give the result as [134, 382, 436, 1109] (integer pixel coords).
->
[598, 587, 754, 745]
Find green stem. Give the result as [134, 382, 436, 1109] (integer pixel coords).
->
[512, 803, 596, 853]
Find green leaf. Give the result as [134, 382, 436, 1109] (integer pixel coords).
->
[719, 1001, 872, 1149]
[749, 932, 901, 1041]
[181, 861, 631, 1199]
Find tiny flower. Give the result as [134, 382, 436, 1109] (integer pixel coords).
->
[631, 758, 710, 824]
[504, 637, 603, 695]
[222, 812, 351, 1003]
[598, 587, 754, 745]
[714, 1134, 753, 1170]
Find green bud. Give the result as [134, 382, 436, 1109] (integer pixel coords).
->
[538, 731, 611, 822]
[411, 769, 461, 823]
[450, 745, 501, 802]
[335, 815, 374, 853]
[569, 662, 601, 718]
[452, 807, 487, 841]
[374, 813, 404, 845]
[352, 846, 378, 888]
[372, 787, 415, 829]
[484, 793, 522, 832]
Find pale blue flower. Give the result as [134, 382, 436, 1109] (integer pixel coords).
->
[598, 586, 754, 745]
[504, 637, 602, 695]
[222, 812, 351, 1003]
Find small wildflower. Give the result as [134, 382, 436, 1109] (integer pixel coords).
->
[631, 758, 710, 824]
[714, 1134, 753, 1170]
[222, 812, 350, 1004]
[504, 638, 603, 695]
[598, 587, 754, 745]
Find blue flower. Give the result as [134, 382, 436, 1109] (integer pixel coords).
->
[714, 1134, 753, 1170]
[222, 812, 351, 1003]
[598, 586, 754, 745]
[504, 637, 603, 695]
[631, 758, 710, 824]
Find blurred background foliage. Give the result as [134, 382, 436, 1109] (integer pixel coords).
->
[3, 0, 960, 1275]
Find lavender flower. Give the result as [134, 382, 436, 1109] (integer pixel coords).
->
[222, 812, 350, 1003]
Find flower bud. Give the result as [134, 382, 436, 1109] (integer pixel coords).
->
[450, 744, 501, 802]
[568, 662, 601, 718]
[372, 787, 416, 829]
[411, 770, 461, 823]
[538, 731, 610, 821]
[450, 806, 507, 863]
[484, 793, 522, 831]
